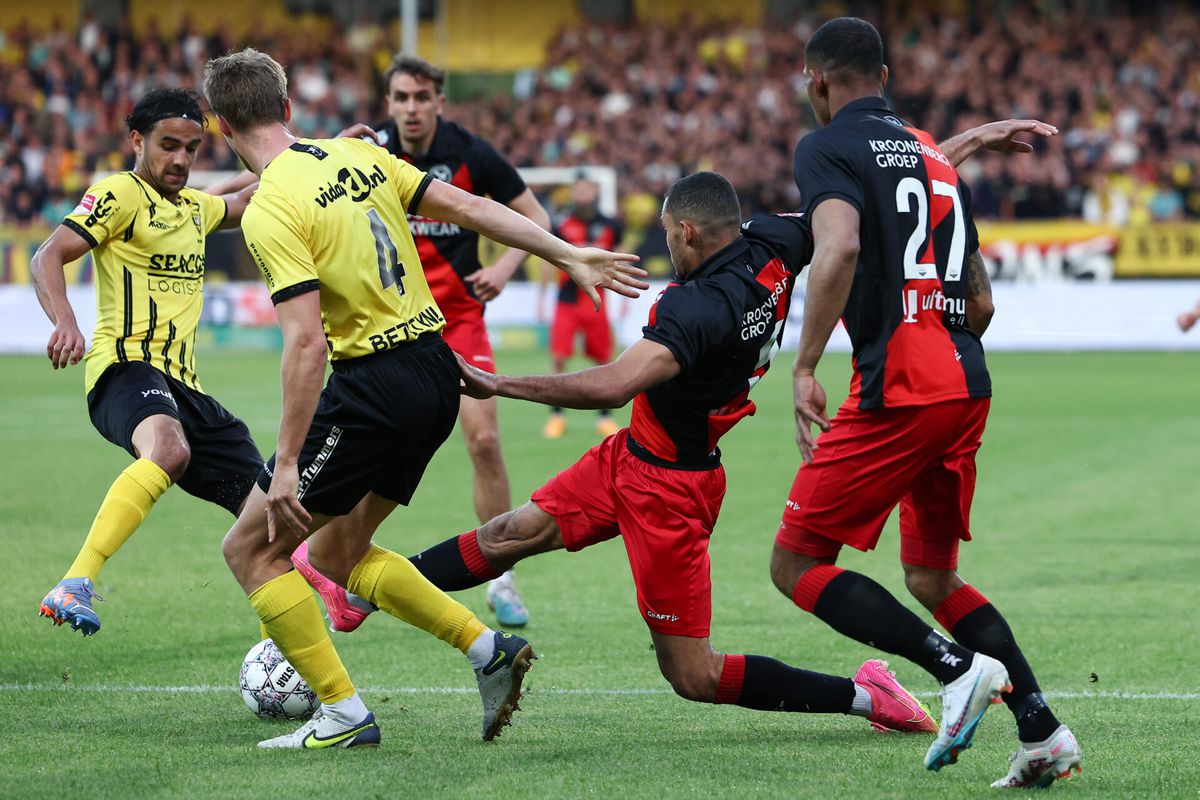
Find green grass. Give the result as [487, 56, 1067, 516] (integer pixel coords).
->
[2, 348, 1198, 798]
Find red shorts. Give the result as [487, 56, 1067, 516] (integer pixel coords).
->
[531, 429, 726, 637]
[441, 312, 495, 374]
[550, 296, 613, 363]
[776, 397, 990, 570]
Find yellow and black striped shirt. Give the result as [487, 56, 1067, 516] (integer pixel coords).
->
[64, 172, 227, 393]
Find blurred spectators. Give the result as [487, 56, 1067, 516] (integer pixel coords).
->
[2, 2, 1199, 226]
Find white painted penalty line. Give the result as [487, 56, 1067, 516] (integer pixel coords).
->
[0, 683, 1196, 701]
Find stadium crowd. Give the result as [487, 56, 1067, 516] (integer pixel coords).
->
[2, 4, 1200, 228]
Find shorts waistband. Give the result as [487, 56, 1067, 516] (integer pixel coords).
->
[331, 332, 445, 372]
[626, 434, 721, 471]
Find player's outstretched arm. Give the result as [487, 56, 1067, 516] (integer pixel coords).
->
[458, 339, 680, 410]
[466, 189, 552, 302]
[964, 249, 995, 337]
[939, 119, 1058, 168]
[30, 225, 93, 369]
[793, 198, 860, 463]
[416, 179, 647, 309]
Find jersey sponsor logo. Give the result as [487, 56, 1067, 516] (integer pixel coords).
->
[297, 425, 343, 500]
[427, 164, 453, 183]
[740, 277, 788, 340]
[313, 164, 389, 208]
[406, 217, 462, 238]
[73, 193, 98, 215]
[900, 287, 966, 326]
[367, 306, 446, 352]
[868, 137, 951, 170]
[139, 387, 176, 403]
[83, 190, 118, 227]
[247, 242, 275, 288]
[148, 253, 205, 274]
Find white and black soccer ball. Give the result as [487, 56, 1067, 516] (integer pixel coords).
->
[239, 638, 318, 720]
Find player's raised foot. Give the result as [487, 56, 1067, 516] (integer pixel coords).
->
[854, 659, 938, 733]
[38, 577, 103, 636]
[291, 541, 375, 633]
[991, 725, 1082, 789]
[925, 653, 1011, 771]
[543, 413, 567, 439]
[486, 571, 529, 627]
[596, 416, 620, 437]
[257, 708, 381, 750]
[475, 631, 536, 741]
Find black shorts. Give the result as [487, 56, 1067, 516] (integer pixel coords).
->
[87, 361, 263, 515]
[257, 334, 461, 516]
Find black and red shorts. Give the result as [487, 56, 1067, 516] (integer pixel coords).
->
[776, 397, 989, 570]
[531, 429, 726, 637]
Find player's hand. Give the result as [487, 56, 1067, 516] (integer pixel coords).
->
[46, 320, 86, 369]
[1178, 310, 1199, 332]
[336, 122, 380, 144]
[793, 371, 830, 465]
[455, 352, 499, 399]
[464, 265, 510, 302]
[564, 247, 647, 310]
[264, 463, 312, 543]
[978, 119, 1058, 154]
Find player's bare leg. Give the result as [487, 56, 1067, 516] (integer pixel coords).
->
[903, 563, 1081, 785]
[409, 502, 564, 590]
[459, 395, 529, 626]
[40, 414, 183, 635]
[770, 543, 1009, 768]
[648, 631, 931, 730]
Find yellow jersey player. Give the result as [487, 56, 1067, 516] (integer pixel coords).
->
[32, 88, 260, 635]
[204, 48, 646, 749]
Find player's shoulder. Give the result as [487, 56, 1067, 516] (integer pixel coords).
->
[80, 171, 144, 206]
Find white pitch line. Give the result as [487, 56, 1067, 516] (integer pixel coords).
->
[0, 683, 1197, 700]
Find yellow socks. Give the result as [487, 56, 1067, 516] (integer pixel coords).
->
[249, 570, 354, 704]
[64, 458, 172, 580]
[348, 545, 487, 653]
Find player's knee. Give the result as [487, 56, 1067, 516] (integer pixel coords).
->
[465, 425, 503, 464]
[150, 438, 191, 481]
[479, 505, 556, 561]
[903, 565, 960, 609]
[660, 660, 719, 703]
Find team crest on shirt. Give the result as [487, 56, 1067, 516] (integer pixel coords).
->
[192, 212, 203, 233]
[428, 164, 454, 183]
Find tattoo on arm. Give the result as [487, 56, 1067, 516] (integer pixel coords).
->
[965, 250, 991, 300]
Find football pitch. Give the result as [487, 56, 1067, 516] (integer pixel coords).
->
[2, 348, 1197, 798]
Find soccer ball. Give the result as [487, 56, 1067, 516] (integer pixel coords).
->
[239, 638, 318, 720]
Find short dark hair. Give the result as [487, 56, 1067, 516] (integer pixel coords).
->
[384, 54, 445, 94]
[125, 88, 205, 134]
[663, 172, 741, 235]
[805, 17, 884, 81]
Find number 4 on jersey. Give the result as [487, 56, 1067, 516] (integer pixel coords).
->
[367, 208, 406, 295]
